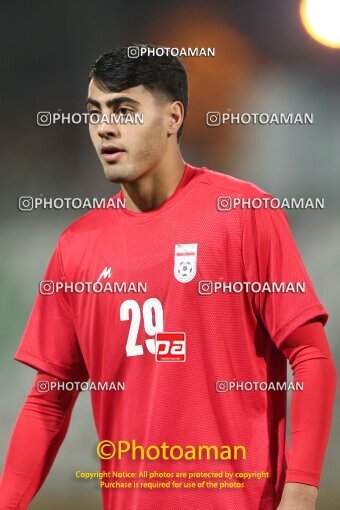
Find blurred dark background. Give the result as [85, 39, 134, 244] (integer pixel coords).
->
[1, 1, 339, 508]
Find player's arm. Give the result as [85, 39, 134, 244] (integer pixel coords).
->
[0, 371, 80, 510]
[276, 319, 337, 510]
[242, 203, 337, 509]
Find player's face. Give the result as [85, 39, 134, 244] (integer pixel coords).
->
[87, 80, 170, 183]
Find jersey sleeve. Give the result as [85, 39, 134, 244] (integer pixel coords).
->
[14, 241, 88, 382]
[242, 201, 328, 346]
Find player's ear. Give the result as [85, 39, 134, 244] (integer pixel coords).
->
[167, 101, 184, 137]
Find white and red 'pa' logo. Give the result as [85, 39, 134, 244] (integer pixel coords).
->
[155, 332, 186, 362]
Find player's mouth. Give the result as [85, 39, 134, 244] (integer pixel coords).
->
[101, 145, 126, 162]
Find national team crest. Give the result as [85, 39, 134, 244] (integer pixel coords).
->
[174, 243, 198, 283]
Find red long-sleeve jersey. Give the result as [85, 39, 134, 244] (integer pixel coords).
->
[1, 163, 336, 509]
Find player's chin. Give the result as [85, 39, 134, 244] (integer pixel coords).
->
[102, 164, 134, 184]
[103, 169, 123, 183]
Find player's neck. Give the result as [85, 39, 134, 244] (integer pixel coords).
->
[120, 152, 186, 212]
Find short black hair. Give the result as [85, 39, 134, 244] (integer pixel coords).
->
[89, 44, 188, 140]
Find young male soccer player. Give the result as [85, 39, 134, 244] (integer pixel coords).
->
[0, 44, 337, 510]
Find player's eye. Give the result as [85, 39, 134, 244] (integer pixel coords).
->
[88, 110, 103, 124]
[117, 107, 132, 115]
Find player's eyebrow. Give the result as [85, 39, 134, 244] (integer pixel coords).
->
[86, 96, 140, 109]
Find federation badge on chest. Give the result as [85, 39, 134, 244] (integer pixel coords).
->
[174, 243, 198, 283]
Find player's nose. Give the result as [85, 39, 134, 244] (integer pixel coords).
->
[97, 120, 120, 139]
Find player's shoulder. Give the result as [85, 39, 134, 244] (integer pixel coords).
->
[57, 196, 117, 245]
[198, 165, 272, 199]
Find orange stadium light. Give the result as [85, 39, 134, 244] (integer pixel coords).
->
[300, 0, 340, 48]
